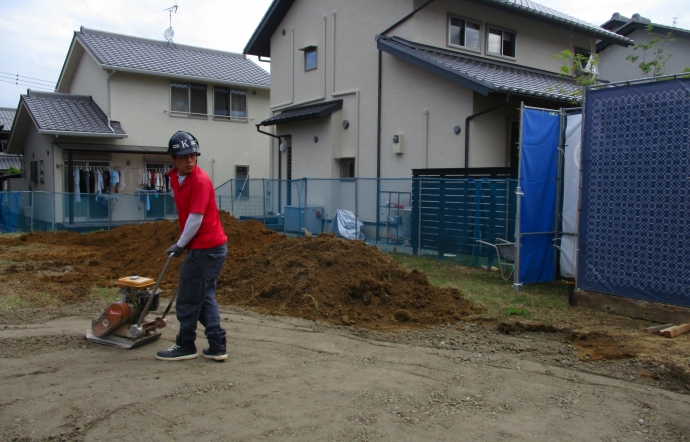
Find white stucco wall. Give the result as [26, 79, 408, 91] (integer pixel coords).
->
[598, 29, 690, 82]
[68, 52, 109, 111]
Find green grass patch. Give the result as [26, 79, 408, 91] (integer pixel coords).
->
[390, 253, 572, 324]
[89, 287, 121, 301]
[505, 307, 531, 317]
[0, 292, 64, 311]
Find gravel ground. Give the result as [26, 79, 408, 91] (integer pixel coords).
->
[0, 301, 688, 442]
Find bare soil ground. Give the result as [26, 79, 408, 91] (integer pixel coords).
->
[0, 216, 688, 441]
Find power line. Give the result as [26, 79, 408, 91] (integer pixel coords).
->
[0, 72, 54, 86]
[0, 74, 55, 89]
[0, 79, 53, 91]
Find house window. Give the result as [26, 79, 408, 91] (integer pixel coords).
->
[487, 27, 516, 58]
[235, 165, 249, 200]
[30, 161, 38, 183]
[574, 48, 597, 75]
[448, 16, 481, 51]
[214, 87, 247, 119]
[339, 158, 355, 179]
[302, 46, 317, 71]
[170, 82, 207, 116]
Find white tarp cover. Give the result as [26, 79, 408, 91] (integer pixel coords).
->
[329, 209, 364, 240]
[560, 113, 582, 277]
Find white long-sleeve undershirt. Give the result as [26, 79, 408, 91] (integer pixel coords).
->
[177, 213, 203, 247]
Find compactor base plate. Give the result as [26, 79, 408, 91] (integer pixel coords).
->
[85, 329, 162, 349]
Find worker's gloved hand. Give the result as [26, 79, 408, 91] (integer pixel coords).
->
[165, 244, 185, 256]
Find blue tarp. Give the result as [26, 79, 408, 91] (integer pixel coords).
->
[517, 108, 560, 285]
[0, 192, 20, 233]
[579, 78, 690, 307]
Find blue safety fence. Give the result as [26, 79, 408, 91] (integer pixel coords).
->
[579, 77, 690, 308]
[0, 192, 21, 233]
[2, 177, 519, 268]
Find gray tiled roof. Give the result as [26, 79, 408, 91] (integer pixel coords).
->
[260, 100, 343, 126]
[378, 37, 582, 102]
[244, 0, 631, 57]
[21, 91, 127, 136]
[78, 28, 270, 88]
[0, 108, 16, 131]
[0, 153, 22, 171]
[482, 0, 632, 45]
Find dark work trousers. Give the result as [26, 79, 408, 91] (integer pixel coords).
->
[176, 243, 227, 346]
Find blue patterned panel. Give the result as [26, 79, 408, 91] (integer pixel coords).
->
[579, 79, 690, 307]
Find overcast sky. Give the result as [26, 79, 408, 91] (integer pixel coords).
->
[1, 0, 688, 108]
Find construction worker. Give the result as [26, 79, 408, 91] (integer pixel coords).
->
[156, 131, 228, 362]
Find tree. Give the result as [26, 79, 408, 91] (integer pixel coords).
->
[551, 50, 599, 102]
[625, 24, 678, 77]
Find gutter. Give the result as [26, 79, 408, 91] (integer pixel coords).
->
[98, 64, 271, 91]
[256, 124, 290, 207]
[464, 94, 511, 168]
[107, 70, 116, 118]
[331, 10, 361, 177]
[40, 130, 127, 138]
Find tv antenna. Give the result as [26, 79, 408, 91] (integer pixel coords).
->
[163, 1, 178, 44]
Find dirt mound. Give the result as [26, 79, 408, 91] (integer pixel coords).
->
[0, 216, 473, 330]
[0, 212, 284, 300]
[217, 233, 472, 330]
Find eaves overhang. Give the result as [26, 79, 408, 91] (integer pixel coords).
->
[244, 0, 632, 59]
[259, 99, 343, 126]
[97, 64, 271, 90]
[244, 0, 296, 57]
[471, 0, 633, 46]
[597, 21, 690, 53]
[38, 130, 127, 138]
[377, 36, 581, 102]
[57, 143, 167, 154]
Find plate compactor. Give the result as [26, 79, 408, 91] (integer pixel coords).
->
[86, 253, 177, 349]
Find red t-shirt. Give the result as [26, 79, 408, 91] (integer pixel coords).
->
[168, 166, 227, 249]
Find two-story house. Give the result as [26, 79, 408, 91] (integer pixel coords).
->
[245, 0, 632, 184]
[597, 13, 690, 82]
[7, 27, 270, 227]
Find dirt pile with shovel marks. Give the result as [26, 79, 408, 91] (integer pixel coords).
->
[0, 214, 472, 330]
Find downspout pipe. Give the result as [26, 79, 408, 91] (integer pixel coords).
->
[376, 0, 436, 241]
[256, 124, 290, 210]
[464, 94, 511, 168]
[106, 70, 116, 118]
[380, 0, 437, 35]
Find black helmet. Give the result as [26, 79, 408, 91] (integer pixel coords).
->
[168, 131, 200, 156]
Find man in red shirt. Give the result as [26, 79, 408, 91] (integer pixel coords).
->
[156, 131, 228, 362]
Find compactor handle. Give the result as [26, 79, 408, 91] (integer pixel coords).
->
[134, 253, 176, 332]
